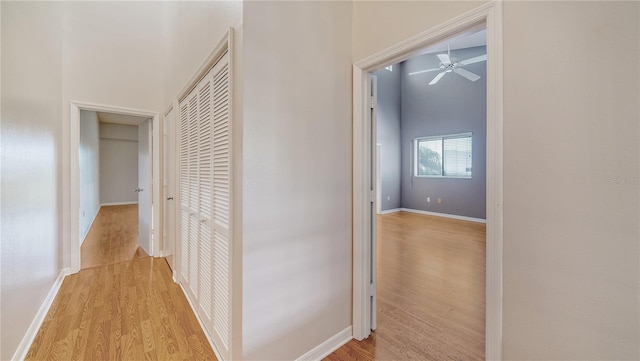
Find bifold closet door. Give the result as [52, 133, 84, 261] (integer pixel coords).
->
[178, 51, 232, 360]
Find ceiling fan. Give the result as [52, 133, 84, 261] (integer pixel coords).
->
[408, 45, 487, 85]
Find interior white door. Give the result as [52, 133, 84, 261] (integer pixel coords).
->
[370, 75, 378, 331]
[164, 109, 176, 270]
[138, 119, 152, 255]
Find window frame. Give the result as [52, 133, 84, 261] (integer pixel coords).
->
[414, 132, 473, 179]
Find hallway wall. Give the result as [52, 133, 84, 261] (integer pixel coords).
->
[242, 1, 352, 359]
[79, 110, 100, 242]
[0, 2, 64, 360]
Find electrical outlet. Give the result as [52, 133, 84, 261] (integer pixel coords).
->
[387, 196, 390, 201]
[427, 197, 431, 203]
[437, 198, 442, 204]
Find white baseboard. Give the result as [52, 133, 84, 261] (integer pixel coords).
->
[12, 268, 69, 361]
[154, 250, 173, 258]
[80, 207, 101, 246]
[380, 208, 401, 215]
[296, 326, 353, 361]
[401, 208, 486, 223]
[100, 201, 138, 206]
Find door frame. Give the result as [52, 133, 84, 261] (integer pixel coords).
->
[352, 2, 504, 360]
[163, 103, 177, 276]
[66, 101, 161, 273]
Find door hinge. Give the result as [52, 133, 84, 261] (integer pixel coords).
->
[370, 190, 375, 203]
[368, 282, 375, 297]
[370, 96, 376, 109]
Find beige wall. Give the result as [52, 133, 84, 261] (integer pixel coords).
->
[352, 1, 485, 61]
[162, 0, 242, 107]
[79, 110, 100, 242]
[62, 2, 164, 112]
[242, 1, 352, 359]
[0, 2, 64, 359]
[502, 2, 639, 359]
[353, 1, 639, 359]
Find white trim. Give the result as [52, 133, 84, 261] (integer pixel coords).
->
[380, 208, 401, 215]
[296, 327, 353, 361]
[80, 206, 101, 245]
[154, 250, 173, 258]
[100, 201, 138, 206]
[179, 283, 225, 361]
[352, 2, 503, 360]
[67, 101, 160, 273]
[172, 96, 180, 285]
[12, 268, 69, 361]
[163, 103, 173, 118]
[400, 208, 486, 224]
[176, 29, 232, 103]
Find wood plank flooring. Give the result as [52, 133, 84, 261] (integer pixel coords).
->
[327, 212, 486, 360]
[25, 257, 217, 361]
[81, 205, 148, 270]
[27, 204, 217, 360]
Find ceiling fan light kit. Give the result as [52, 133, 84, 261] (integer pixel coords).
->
[409, 44, 487, 85]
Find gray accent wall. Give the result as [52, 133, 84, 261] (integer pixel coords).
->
[401, 46, 487, 219]
[374, 65, 402, 211]
[99, 123, 138, 204]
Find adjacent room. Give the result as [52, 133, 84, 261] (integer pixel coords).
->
[79, 110, 151, 269]
[342, 28, 487, 359]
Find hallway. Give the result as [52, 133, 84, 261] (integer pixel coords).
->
[26, 206, 217, 360]
[81, 205, 147, 270]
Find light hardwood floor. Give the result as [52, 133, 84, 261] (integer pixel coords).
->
[327, 212, 486, 360]
[81, 205, 148, 269]
[27, 205, 217, 360]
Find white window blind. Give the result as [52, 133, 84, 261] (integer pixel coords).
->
[415, 133, 472, 178]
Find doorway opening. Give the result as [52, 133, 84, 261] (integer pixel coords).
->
[352, 2, 503, 360]
[67, 102, 161, 273]
[78, 110, 153, 269]
[369, 27, 487, 359]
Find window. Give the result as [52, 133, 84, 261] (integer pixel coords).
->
[415, 133, 472, 178]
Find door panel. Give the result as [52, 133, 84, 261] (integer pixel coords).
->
[138, 119, 152, 255]
[164, 109, 176, 270]
[177, 51, 232, 360]
[370, 75, 378, 331]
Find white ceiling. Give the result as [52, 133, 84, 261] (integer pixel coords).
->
[97, 112, 149, 126]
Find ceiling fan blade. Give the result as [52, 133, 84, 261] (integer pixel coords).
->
[428, 71, 447, 85]
[437, 53, 451, 65]
[408, 68, 441, 76]
[459, 54, 487, 66]
[454, 68, 481, 82]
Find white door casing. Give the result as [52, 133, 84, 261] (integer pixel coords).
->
[370, 75, 378, 331]
[66, 102, 160, 273]
[164, 107, 177, 270]
[138, 119, 152, 255]
[352, 2, 503, 360]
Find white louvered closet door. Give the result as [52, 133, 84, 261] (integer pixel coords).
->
[177, 51, 232, 360]
[210, 52, 231, 358]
